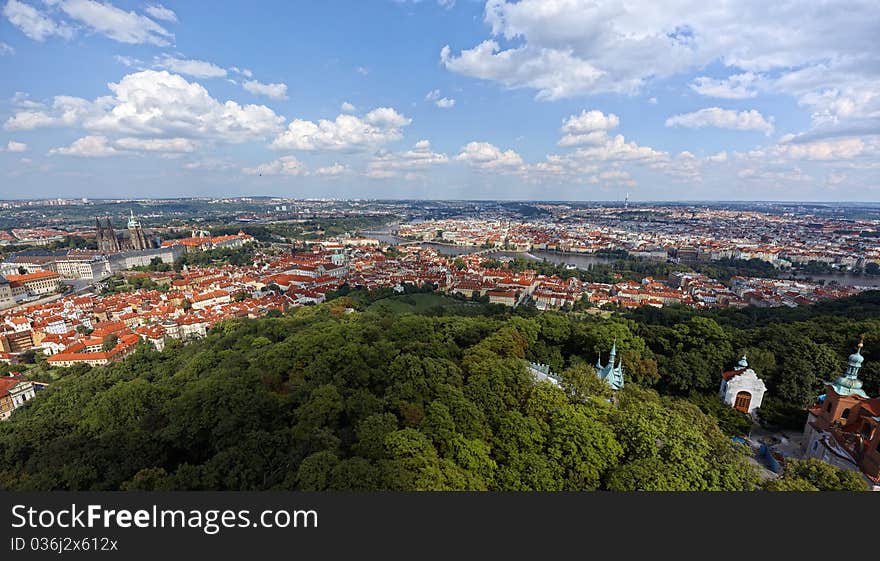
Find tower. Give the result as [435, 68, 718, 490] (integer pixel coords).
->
[97, 216, 121, 252]
[828, 337, 868, 398]
[108, 218, 120, 252]
[127, 210, 150, 250]
[95, 217, 105, 251]
[802, 337, 880, 488]
[596, 340, 625, 391]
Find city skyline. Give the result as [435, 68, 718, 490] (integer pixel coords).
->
[1, 0, 879, 201]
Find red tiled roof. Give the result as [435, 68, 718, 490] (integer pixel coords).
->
[0, 376, 25, 398]
[722, 367, 746, 381]
[4, 270, 60, 283]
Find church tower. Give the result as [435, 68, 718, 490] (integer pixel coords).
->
[127, 210, 150, 250]
[827, 337, 868, 398]
[105, 217, 120, 252]
[802, 337, 880, 488]
[97, 216, 120, 252]
[595, 341, 625, 391]
[95, 217, 105, 251]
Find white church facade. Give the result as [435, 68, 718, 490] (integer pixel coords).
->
[719, 356, 767, 415]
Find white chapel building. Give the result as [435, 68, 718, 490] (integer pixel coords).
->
[719, 355, 767, 415]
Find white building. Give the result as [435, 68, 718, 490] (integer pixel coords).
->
[0, 377, 36, 421]
[52, 257, 111, 280]
[720, 356, 767, 415]
[0, 278, 15, 310]
[526, 362, 561, 387]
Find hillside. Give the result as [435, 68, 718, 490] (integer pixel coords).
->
[0, 303, 757, 491]
[2, 291, 877, 491]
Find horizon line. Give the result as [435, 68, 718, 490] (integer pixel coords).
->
[2, 197, 880, 206]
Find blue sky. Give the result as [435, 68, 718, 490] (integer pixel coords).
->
[1, 0, 878, 201]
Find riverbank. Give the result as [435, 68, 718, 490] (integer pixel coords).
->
[364, 230, 880, 288]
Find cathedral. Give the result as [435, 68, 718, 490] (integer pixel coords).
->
[95, 211, 157, 253]
[596, 341, 625, 391]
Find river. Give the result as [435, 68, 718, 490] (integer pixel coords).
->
[365, 230, 880, 287]
[787, 272, 880, 288]
[366, 231, 615, 265]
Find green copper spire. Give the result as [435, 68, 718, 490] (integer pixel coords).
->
[827, 337, 868, 398]
[127, 209, 140, 228]
[596, 341, 624, 391]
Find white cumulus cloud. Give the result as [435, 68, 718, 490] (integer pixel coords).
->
[690, 73, 759, 99]
[154, 55, 226, 78]
[271, 107, 411, 152]
[50, 135, 121, 157]
[559, 109, 620, 146]
[368, 139, 449, 177]
[440, 0, 880, 105]
[243, 155, 305, 176]
[243, 79, 289, 100]
[776, 137, 868, 161]
[4, 95, 95, 130]
[665, 107, 774, 135]
[456, 141, 524, 172]
[6, 71, 286, 147]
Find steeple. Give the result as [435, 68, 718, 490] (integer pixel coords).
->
[596, 341, 624, 391]
[101, 216, 120, 252]
[827, 337, 868, 398]
[845, 336, 865, 378]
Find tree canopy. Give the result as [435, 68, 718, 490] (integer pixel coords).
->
[0, 305, 762, 491]
[3, 289, 877, 491]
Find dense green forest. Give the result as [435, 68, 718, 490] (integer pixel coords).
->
[1, 291, 877, 491]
